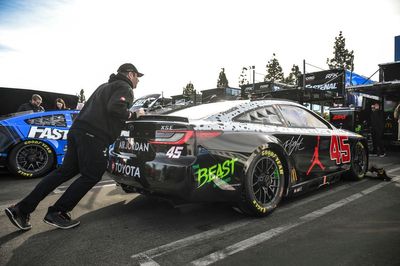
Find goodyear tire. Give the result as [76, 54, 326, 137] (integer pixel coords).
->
[8, 140, 55, 178]
[239, 149, 286, 217]
[347, 141, 368, 181]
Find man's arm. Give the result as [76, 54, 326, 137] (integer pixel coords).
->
[106, 86, 133, 120]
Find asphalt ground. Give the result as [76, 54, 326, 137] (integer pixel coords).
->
[0, 152, 399, 266]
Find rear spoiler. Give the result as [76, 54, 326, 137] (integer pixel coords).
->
[135, 115, 189, 123]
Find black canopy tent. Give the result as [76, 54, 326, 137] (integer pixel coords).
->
[0, 87, 79, 116]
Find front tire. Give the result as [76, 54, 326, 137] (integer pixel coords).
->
[348, 141, 368, 180]
[239, 149, 286, 216]
[8, 140, 55, 178]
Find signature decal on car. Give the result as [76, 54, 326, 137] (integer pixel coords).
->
[28, 126, 68, 140]
[193, 158, 238, 188]
[283, 136, 304, 155]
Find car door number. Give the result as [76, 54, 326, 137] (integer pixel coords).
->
[330, 135, 351, 164]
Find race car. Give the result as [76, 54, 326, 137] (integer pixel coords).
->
[0, 110, 79, 178]
[106, 99, 368, 216]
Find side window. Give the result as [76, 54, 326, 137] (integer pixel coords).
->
[279, 105, 328, 128]
[235, 106, 283, 126]
[71, 113, 79, 122]
[25, 114, 67, 127]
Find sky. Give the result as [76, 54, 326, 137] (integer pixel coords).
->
[0, 0, 399, 99]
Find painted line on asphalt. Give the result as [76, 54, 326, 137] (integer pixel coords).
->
[131, 220, 252, 265]
[190, 176, 400, 266]
[387, 166, 400, 174]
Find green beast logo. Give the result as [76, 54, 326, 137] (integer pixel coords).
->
[194, 158, 238, 188]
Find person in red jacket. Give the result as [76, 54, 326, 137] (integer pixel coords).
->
[5, 63, 144, 230]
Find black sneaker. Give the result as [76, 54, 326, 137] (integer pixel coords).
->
[5, 205, 32, 231]
[379, 153, 386, 157]
[43, 211, 80, 229]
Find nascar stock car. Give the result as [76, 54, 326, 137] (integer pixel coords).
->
[106, 99, 369, 216]
[0, 110, 79, 178]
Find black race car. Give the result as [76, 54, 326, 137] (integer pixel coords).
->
[106, 100, 368, 216]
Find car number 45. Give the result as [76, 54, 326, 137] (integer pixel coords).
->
[330, 135, 351, 164]
[166, 146, 184, 158]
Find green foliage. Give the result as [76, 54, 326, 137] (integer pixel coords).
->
[284, 64, 302, 85]
[78, 89, 86, 103]
[264, 53, 284, 82]
[183, 82, 195, 96]
[238, 67, 250, 86]
[217, 68, 229, 88]
[326, 31, 354, 71]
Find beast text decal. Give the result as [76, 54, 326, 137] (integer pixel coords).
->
[194, 158, 238, 188]
[28, 126, 68, 140]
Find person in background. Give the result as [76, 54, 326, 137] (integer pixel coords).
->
[55, 98, 68, 110]
[394, 102, 400, 141]
[5, 63, 144, 231]
[17, 94, 45, 112]
[370, 102, 386, 157]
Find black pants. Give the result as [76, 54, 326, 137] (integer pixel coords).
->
[371, 128, 385, 155]
[18, 129, 108, 214]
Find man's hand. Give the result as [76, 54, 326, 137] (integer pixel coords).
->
[128, 108, 146, 121]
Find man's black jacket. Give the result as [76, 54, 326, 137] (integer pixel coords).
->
[17, 102, 45, 112]
[70, 73, 134, 144]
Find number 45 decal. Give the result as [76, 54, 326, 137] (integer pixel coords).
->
[166, 146, 184, 158]
[330, 135, 351, 164]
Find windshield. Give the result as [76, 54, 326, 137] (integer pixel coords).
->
[169, 100, 247, 120]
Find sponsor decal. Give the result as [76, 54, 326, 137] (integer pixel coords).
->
[305, 83, 338, 91]
[330, 135, 350, 164]
[114, 162, 140, 178]
[291, 168, 298, 183]
[24, 140, 52, 154]
[119, 139, 149, 152]
[194, 158, 238, 188]
[17, 170, 33, 177]
[28, 127, 68, 140]
[332, 114, 347, 120]
[306, 136, 325, 175]
[283, 136, 304, 156]
[252, 200, 267, 213]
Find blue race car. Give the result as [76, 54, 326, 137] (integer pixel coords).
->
[0, 110, 79, 178]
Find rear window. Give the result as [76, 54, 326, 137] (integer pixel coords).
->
[169, 101, 245, 120]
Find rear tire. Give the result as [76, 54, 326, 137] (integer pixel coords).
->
[347, 141, 368, 181]
[8, 140, 55, 178]
[238, 149, 286, 217]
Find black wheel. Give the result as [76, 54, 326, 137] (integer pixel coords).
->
[239, 149, 286, 216]
[348, 141, 368, 180]
[8, 140, 55, 178]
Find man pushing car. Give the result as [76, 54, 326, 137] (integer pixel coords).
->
[5, 63, 144, 230]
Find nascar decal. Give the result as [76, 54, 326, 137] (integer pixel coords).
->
[306, 136, 325, 175]
[330, 135, 350, 164]
[193, 158, 238, 188]
[28, 126, 68, 140]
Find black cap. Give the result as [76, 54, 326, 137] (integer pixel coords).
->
[117, 63, 144, 77]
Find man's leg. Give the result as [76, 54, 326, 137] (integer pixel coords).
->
[51, 132, 108, 213]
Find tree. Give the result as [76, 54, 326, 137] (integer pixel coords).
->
[284, 64, 302, 85]
[326, 31, 354, 71]
[217, 68, 229, 88]
[183, 82, 195, 96]
[238, 67, 250, 86]
[77, 89, 86, 103]
[264, 53, 284, 82]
